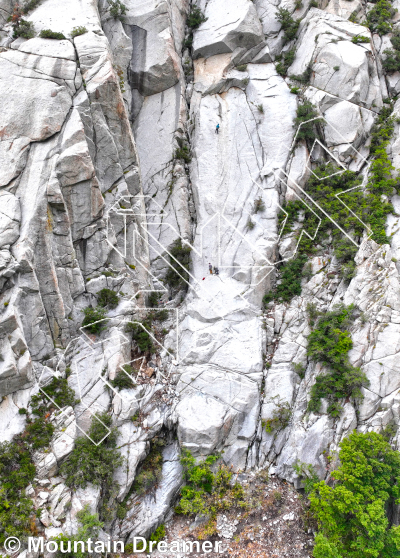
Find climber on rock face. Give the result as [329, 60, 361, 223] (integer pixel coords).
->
[215, 123, 220, 134]
[209, 263, 213, 274]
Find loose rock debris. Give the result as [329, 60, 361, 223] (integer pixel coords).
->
[131, 474, 315, 558]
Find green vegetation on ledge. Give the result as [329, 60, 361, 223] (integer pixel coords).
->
[262, 397, 292, 433]
[294, 100, 321, 146]
[164, 238, 192, 291]
[39, 29, 66, 39]
[263, 254, 307, 307]
[71, 26, 87, 38]
[81, 306, 107, 334]
[131, 438, 165, 496]
[366, 0, 396, 36]
[60, 412, 123, 521]
[306, 304, 369, 417]
[108, 0, 126, 20]
[0, 377, 78, 544]
[53, 505, 103, 558]
[276, 8, 300, 43]
[276, 49, 296, 77]
[176, 450, 247, 518]
[97, 288, 119, 309]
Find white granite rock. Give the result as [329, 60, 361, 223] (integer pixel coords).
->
[193, 0, 264, 59]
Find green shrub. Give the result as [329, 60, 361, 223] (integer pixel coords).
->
[124, 523, 166, 553]
[0, 377, 78, 544]
[25, 418, 55, 449]
[174, 144, 191, 163]
[381, 29, 400, 76]
[110, 368, 135, 390]
[351, 35, 370, 44]
[108, 0, 126, 19]
[257, 104, 264, 113]
[132, 438, 165, 495]
[349, 10, 358, 23]
[381, 420, 398, 441]
[263, 254, 307, 305]
[391, 29, 400, 50]
[53, 505, 103, 558]
[42, 377, 78, 409]
[253, 197, 265, 213]
[276, 49, 296, 76]
[184, 35, 193, 48]
[370, 105, 395, 153]
[97, 288, 119, 309]
[147, 291, 161, 307]
[306, 302, 319, 327]
[293, 461, 319, 494]
[276, 8, 300, 42]
[81, 306, 107, 334]
[164, 239, 192, 290]
[149, 524, 166, 545]
[294, 100, 321, 146]
[293, 362, 306, 379]
[0, 441, 35, 544]
[39, 29, 66, 39]
[187, 6, 207, 29]
[13, 19, 34, 38]
[366, 0, 395, 35]
[280, 150, 395, 258]
[236, 64, 248, 71]
[71, 26, 87, 38]
[126, 319, 154, 353]
[382, 49, 400, 73]
[307, 304, 369, 416]
[334, 238, 358, 282]
[25, 377, 78, 449]
[61, 412, 123, 519]
[279, 201, 303, 233]
[290, 64, 312, 84]
[262, 397, 291, 433]
[176, 450, 246, 517]
[22, 0, 41, 13]
[150, 308, 169, 321]
[247, 218, 255, 230]
[310, 431, 400, 558]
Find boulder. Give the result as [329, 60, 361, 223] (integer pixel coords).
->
[193, 0, 264, 59]
[288, 10, 382, 110]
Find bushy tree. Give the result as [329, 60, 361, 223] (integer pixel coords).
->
[310, 431, 400, 558]
[97, 288, 119, 309]
[276, 8, 300, 42]
[307, 304, 369, 416]
[294, 101, 321, 145]
[61, 412, 123, 489]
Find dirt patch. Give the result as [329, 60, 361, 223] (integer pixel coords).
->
[129, 473, 315, 558]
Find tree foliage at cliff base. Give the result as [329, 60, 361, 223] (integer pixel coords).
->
[309, 431, 400, 558]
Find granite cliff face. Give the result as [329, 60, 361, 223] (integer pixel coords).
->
[1, 0, 400, 546]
